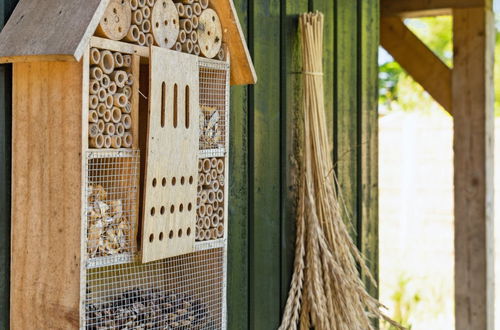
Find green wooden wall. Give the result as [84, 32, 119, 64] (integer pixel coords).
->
[0, 0, 379, 329]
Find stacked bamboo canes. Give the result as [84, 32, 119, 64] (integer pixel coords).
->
[278, 12, 401, 330]
[195, 157, 225, 241]
[127, 0, 154, 46]
[173, 0, 202, 55]
[89, 48, 134, 149]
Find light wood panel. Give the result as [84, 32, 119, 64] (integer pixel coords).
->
[381, 17, 452, 113]
[11, 61, 82, 329]
[453, 7, 495, 330]
[141, 47, 199, 263]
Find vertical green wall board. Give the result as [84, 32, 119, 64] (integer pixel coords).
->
[248, 0, 281, 328]
[0, 1, 17, 328]
[228, 0, 250, 327]
[359, 0, 380, 305]
[280, 0, 308, 310]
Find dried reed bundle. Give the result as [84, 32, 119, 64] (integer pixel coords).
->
[279, 12, 401, 330]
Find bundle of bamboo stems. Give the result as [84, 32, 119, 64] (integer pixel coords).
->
[279, 12, 401, 330]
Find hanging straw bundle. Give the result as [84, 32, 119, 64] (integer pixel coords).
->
[279, 12, 401, 330]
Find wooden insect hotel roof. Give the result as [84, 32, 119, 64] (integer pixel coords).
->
[0, 0, 256, 85]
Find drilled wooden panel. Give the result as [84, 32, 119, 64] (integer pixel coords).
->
[141, 47, 199, 263]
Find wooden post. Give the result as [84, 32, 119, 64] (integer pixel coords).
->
[452, 6, 494, 330]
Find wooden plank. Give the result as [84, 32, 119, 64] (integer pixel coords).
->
[381, 0, 489, 18]
[380, 17, 452, 113]
[0, 0, 110, 62]
[0, 1, 18, 328]
[226, 0, 249, 325]
[280, 0, 307, 311]
[10, 61, 82, 329]
[141, 47, 199, 262]
[336, 0, 359, 237]
[359, 0, 380, 308]
[211, 0, 257, 85]
[452, 7, 495, 330]
[90, 37, 150, 58]
[249, 0, 281, 327]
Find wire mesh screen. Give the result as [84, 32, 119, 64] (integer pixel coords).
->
[196, 158, 225, 241]
[85, 248, 224, 329]
[85, 150, 140, 268]
[199, 59, 229, 157]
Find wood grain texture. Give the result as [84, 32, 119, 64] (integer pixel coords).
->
[381, 17, 452, 113]
[453, 7, 495, 330]
[381, 0, 490, 18]
[0, 0, 110, 62]
[11, 61, 82, 329]
[210, 0, 257, 85]
[226, 0, 249, 325]
[141, 47, 199, 262]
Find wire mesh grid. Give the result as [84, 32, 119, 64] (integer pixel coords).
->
[84, 248, 225, 329]
[199, 59, 229, 158]
[196, 157, 225, 241]
[85, 150, 140, 268]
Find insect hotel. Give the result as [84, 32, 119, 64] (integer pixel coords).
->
[0, 0, 255, 328]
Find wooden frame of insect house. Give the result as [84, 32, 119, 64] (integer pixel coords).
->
[0, 0, 256, 328]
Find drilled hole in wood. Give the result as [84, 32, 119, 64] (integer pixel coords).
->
[150, 207, 155, 216]
[179, 204, 184, 212]
[188, 203, 192, 211]
[178, 229, 182, 237]
[149, 234, 154, 242]
[170, 205, 175, 213]
[159, 232, 164, 241]
[162, 177, 167, 186]
[156, 21, 159, 28]
[164, 20, 168, 26]
[169, 230, 174, 239]
[180, 176, 185, 185]
[113, 8, 117, 14]
[163, 1, 166, 8]
[189, 176, 193, 184]
[160, 206, 165, 215]
[152, 178, 157, 187]
[171, 177, 176, 185]
[187, 227, 191, 236]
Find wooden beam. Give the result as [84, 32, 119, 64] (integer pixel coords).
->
[381, 0, 490, 18]
[453, 7, 495, 330]
[380, 17, 452, 113]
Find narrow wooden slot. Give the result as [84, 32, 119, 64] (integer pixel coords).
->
[185, 85, 190, 128]
[173, 83, 178, 128]
[161, 82, 166, 128]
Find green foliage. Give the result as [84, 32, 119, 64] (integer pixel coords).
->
[381, 274, 422, 330]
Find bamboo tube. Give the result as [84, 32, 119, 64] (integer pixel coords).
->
[183, 5, 193, 18]
[212, 180, 219, 192]
[123, 55, 132, 68]
[122, 102, 132, 114]
[103, 109, 112, 122]
[105, 123, 116, 135]
[97, 88, 107, 102]
[122, 132, 133, 148]
[114, 93, 128, 107]
[115, 122, 125, 136]
[89, 123, 100, 138]
[99, 50, 115, 74]
[180, 19, 192, 33]
[209, 228, 217, 240]
[175, 42, 182, 52]
[132, 9, 143, 25]
[216, 190, 223, 202]
[101, 74, 111, 88]
[125, 24, 140, 42]
[90, 134, 105, 148]
[138, 0, 146, 6]
[111, 135, 122, 148]
[206, 204, 213, 217]
[190, 30, 198, 43]
[138, 31, 146, 45]
[111, 107, 122, 123]
[97, 104, 107, 118]
[90, 67, 103, 81]
[216, 224, 224, 238]
[105, 94, 114, 109]
[218, 174, 225, 186]
[197, 184, 202, 193]
[210, 157, 217, 168]
[199, 173, 206, 185]
[178, 30, 187, 43]
[192, 2, 201, 16]
[147, 0, 154, 6]
[204, 173, 212, 185]
[97, 120, 105, 133]
[113, 52, 124, 68]
[175, 3, 185, 17]
[141, 19, 151, 33]
[142, 6, 151, 19]
[108, 82, 117, 94]
[207, 191, 215, 204]
[210, 168, 217, 180]
[198, 204, 206, 216]
[195, 228, 201, 240]
[182, 39, 193, 53]
[216, 158, 224, 173]
[202, 158, 211, 173]
[200, 191, 208, 203]
[104, 135, 112, 149]
[146, 33, 154, 46]
[210, 214, 219, 227]
[217, 48, 225, 61]
[193, 44, 200, 56]
[90, 48, 101, 65]
[110, 70, 128, 88]
[198, 159, 203, 172]
[126, 72, 134, 86]
[89, 80, 100, 95]
[89, 110, 99, 123]
[212, 200, 219, 210]
[217, 207, 223, 218]
[122, 114, 132, 129]
[191, 15, 199, 29]
[130, 0, 139, 10]
[203, 216, 211, 230]
[182, 0, 193, 4]
[199, 0, 208, 9]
